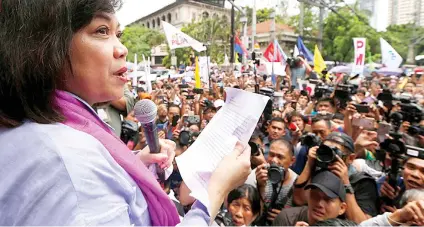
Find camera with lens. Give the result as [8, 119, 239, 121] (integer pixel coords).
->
[267, 163, 285, 185]
[300, 133, 322, 148]
[215, 209, 234, 226]
[316, 144, 344, 169]
[203, 99, 213, 108]
[374, 112, 407, 205]
[120, 120, 139, 144]
[178, 130, 200, 147]
[286, 57, 301, 68]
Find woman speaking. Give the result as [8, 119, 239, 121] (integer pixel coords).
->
[0, 0, 251, 225]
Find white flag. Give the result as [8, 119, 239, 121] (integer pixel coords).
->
[294, 45, 300, 57]
[380, 38, 403, 69]
[352, 38, 366, 76]
[142, 55, 153, 93]
[162, 21, 206, 52]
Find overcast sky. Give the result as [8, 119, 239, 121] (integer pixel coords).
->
[115, 0, 385, 30]
[116, 0, 298, 27]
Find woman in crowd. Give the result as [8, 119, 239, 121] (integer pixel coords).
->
[0, 0, 251, 225]
[226, 184, 261, 226]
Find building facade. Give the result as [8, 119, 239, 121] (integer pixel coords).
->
[130, 0, 230, 30]
[129, 0, 230, 65]
[247, 20, 297, 56]
[388, 0, 424, 26]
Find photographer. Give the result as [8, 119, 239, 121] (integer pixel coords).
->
[293, 132, 379, 224]
[315, 98, 336, 114]
[378, 155, 424, 211]
[360, 189, 424, 226]
[255, 139, 297, 224]
[289, 55, 312, 89]
[292, 114, 334, 174]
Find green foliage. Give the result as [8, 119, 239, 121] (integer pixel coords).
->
[381, 24, 424, 60]
[256, 8, 275, 23]
[321, 6, 424, 63]
[120, 25, 165, 62]
[162, 15, 230, 68]
[288, 5, 319, 39]
[322, 7, 380, 62]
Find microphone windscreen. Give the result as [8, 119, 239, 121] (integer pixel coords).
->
[134, 99, 157, 124]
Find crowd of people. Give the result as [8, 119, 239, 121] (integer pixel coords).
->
[108, 54, 424, 226]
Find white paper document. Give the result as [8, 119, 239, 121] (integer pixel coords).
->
[175, 88, 269, 214]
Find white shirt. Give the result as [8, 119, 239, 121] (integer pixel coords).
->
[0, 122, 151, 225]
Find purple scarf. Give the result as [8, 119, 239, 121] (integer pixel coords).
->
[55, 90, 180, 226]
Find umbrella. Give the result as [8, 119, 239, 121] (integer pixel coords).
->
[329, 65, 352, 74]
[376, 67, 404, 76]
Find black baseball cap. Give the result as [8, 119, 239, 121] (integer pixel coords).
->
[305, 170, 346, 202]
[325, 132, 355, 154]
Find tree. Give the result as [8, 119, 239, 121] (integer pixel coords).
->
[163, 15, 231, 67]
[381, 24, 424, 61]
[120, 25, 165, 62]
[322, 6, 380, 62]
[256, 8, 274, 23]
[288, 5, 319, 39]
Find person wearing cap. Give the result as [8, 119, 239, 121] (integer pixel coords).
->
[378, 154, 424, 212]
[272, 170, 347, 226]
[292, 132, 379, 224]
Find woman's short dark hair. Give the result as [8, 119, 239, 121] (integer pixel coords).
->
[0, 0, 122, 127]
[227, 184, 261, 215]
[288, 111, 307, 123]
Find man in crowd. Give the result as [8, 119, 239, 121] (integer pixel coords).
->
[263, 117, 287, 158]
[363, 82, 382, 104]
[254, 139, 297, 224]
[292, 114, 333, 174]
[290, 55, 312, 89]
[293, 132, 379, 224]
[273, 170, 347, 226]
[315, 97, 336, 114]
[379, 155, 424, 211]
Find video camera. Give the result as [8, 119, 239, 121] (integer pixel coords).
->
[314, 84, 334, 99]
[286, 57, 302, 68]
[376, 112, 407, 205]
[378, 90, 423, 124]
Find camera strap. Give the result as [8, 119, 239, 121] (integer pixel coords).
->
[269, 183, 283, 210]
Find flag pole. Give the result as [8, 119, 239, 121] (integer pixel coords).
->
[270, 10, 276, 86]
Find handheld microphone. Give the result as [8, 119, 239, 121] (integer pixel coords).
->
[134, 99, 165, 184]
